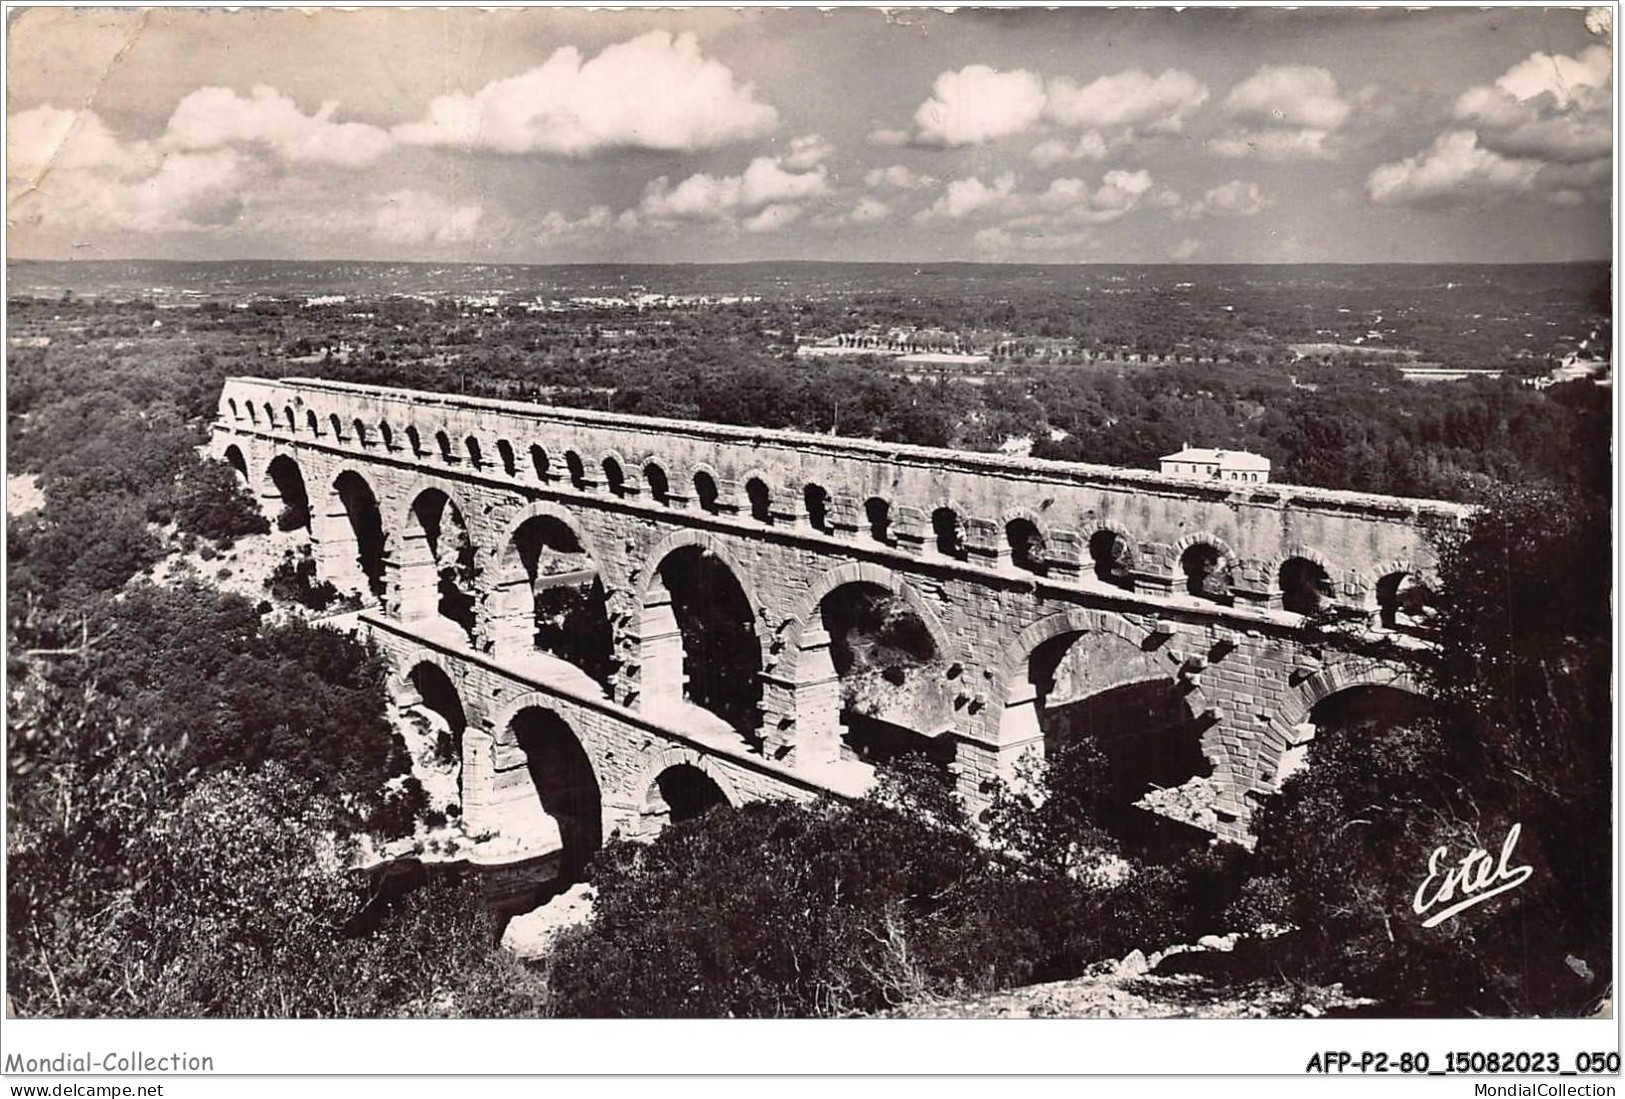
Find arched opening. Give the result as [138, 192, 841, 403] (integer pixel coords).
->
[1027, 630, 1210, 854]
[435, 431, 456, 463]
[404, 661, 467, 776]
[496, 439, 517, 476]
[1309, 684, 1433, 733]
[816, 581, 953, 764]
[511, 708, 602, 882]
[530, 444, 549, 481]
[1007, 518, 1047, 576]
[263, 402, 275, 426]
[643, 545, 761, 739]
[565, 451, 588, 489]
[643, 764, 729, 831]
[223, 445, 249, 485]
[332, 471, 389, 601]
[379, 422, 395, 451]
[329, 413, 346, 440]
[246, 403, 260, 425]
[602, 457, 627, 497]
[228, 398, 240, 420]
[1376, 571, 1431, 631]
[1181, 542, 1233, 605]
[500, 514, 616, 690]
[804, 484, 831, 532]
[305, 409, 320, 435]
[645, 463, 671, 505]
[745, 477, 772, 523]
[352, 419, 369, 446]
[465, 436, 483, 468]
[865, 497, 893, 544]
[1089, 529, 1134, 590]
[932, 507, 965, 559]
[266, 455, 311, 534]
[404, 488, 478, 643]
[406, 426, 424, 456]
[1280, 557, 1335, 615]
[693, 471, 720, 514]
[284, 407, 296, 431]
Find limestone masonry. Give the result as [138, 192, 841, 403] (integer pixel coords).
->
[213, 376, 1467, 857]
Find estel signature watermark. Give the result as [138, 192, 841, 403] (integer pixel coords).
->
[1413, 823, 1534, 929]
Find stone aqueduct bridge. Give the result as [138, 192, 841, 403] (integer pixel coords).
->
[213, 376, 1466, 857]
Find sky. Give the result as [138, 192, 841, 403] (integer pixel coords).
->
[4, 5, 1614, 264]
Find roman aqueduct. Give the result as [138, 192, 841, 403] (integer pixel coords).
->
[213, 376, 1466, 866]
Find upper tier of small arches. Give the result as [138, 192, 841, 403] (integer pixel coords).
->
[218, 377, 1464, 613]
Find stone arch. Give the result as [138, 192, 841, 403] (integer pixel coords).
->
[264, 453, 312, 534]
[394, 477, 484, 641]
[262, 401, 276, 426]
[528, 443, 550, 481]
[1270, 659, 1423, 735]
[1002, 506, 1050, 575]
[464, 434, 484, 468]
[994, 607, 1214, 851]
[487, 500, 624, 692]
[776, 562, 961, 764]
[405, 425, 424, 456]
[1174, 532, 1238, 603]
[283, 406, 297, 432]
[600, 451, 631, 497]
[378, 421, 395, 451]
[803, 481, 832, 532]
[929, 498, 969, 560]
[864, 496, 894, 544]
[564, 449, 590, 489]
[223, 444, 249, 485]
[689, 462, 723, 513]
[435, 429, 456, 464]
[637, 530, 769, 738]
[1275, 545, 1338, 615]
[496, 438, 517, 476]
[329, 412, 347, 441]
[1085, 520, 1137, 588]
[227, 397, 240, 420]
[393, 657, 469, 794]
[246, 402, 260, 425]
[491, 699, 605, 882]
[1261, 661, 1429, 793]
[305, 408, 321, 435]
[326, 465, 390, 601]
[643, 458, 672, 505]
[350, 418, 369, 446]
[622, 746, 741, 838]
[740, 468, 775, 524]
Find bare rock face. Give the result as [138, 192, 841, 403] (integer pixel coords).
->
[500, 882, 596, 960]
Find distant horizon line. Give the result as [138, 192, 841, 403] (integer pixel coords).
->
[6, 256, 1610, 268]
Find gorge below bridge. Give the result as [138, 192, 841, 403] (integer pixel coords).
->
[213, 376, 1466, 869]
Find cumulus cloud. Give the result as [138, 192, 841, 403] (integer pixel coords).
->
[395, 31, 777, 155]
[1183, 179, 1268, 218]
[1024, 169, 1154, 224]
[7, 105, 257, 233]
[913, 65, 1048, 146]
[781, 134, 834, 171]
[916, 172, 1019, 221]
[900, 63, 1206, 153]
[1211, 65, 1352, 160]
[1030, 131, 1108, 167]
[1452, 44, 1610, 164]
[1369, 45, 1610, 209]
[1043, 69, 1208, 133]
[846, 196, 890, 223]
[164, 85, 392, 167]
[1367, 130, 1542, 208]
[372, 189, 483, 244]
[864, 164, 932, 190]
[635, 154, 829, 230]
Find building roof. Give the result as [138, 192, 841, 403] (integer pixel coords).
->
[1161, 446, 1272, 470]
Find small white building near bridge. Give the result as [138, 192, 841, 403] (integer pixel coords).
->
[1159, 445, 1271, 484]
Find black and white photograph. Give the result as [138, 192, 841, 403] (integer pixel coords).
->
[1, 0, 1617, 1075]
